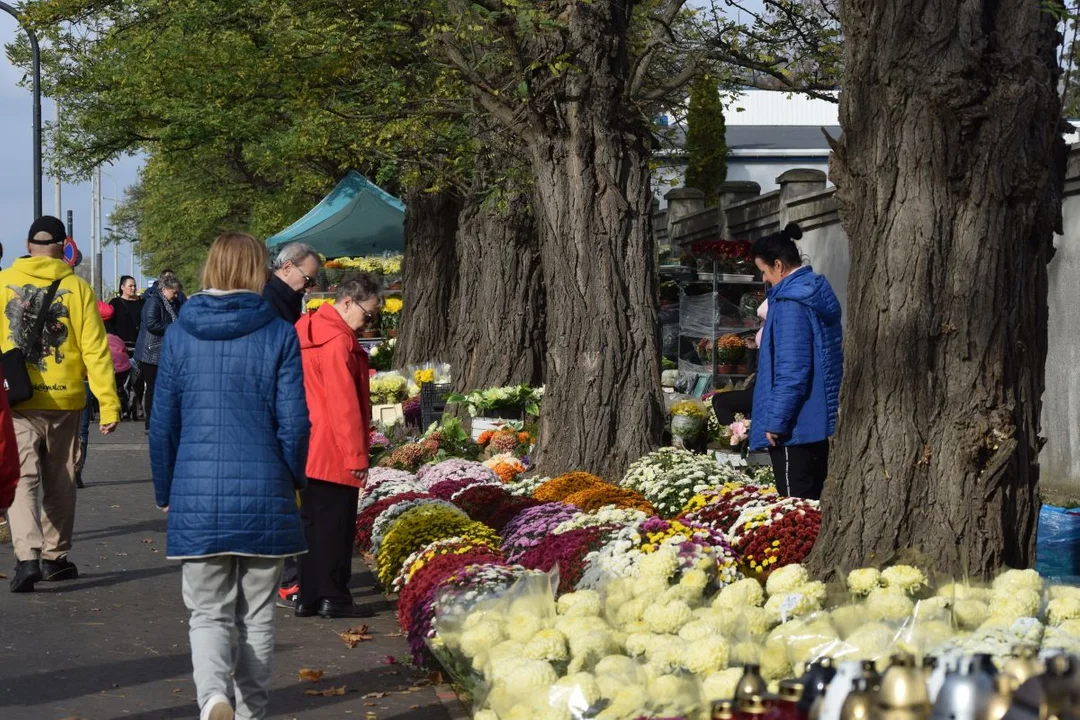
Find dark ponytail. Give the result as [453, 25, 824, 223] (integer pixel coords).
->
[750, 222, 803, 269]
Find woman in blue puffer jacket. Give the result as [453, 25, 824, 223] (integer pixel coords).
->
[749, 223, 843, 500]
[150, 233, 310, 720]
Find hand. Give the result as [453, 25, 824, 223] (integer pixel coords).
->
[766, 432, 781, 447]
[100, 423, 118, 435]
[351, 469, 368, 482]
[160, 506, 169, 513]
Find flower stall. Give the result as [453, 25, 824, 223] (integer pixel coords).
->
[447, 385, 545, 441]
[351, 442, 1080, 720]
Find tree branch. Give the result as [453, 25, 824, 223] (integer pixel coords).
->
[629, 0, 692, 98]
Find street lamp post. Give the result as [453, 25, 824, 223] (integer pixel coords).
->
[0, 2, 43, 220]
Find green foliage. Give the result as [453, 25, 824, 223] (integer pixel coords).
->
[684, 75, 728, 205]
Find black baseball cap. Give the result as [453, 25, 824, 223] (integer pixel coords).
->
[27, 215, 67, 246]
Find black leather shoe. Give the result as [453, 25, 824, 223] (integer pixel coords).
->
[40, 558, 79, 582]
[10, 560, 42, 593]
[294, 602, 318, 618]
[318, 598, 377, 619]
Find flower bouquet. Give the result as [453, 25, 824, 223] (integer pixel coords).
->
[448, 384, 545, 419]
[714, 414, 752, 458]
[670, 399, 709, 444]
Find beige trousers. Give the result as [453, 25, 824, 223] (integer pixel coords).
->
[9, 409, 81, 562]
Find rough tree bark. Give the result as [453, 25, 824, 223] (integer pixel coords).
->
[395, 187, 463, 367]
[451, 178, 545, 391]
[808, 0, 1066, 577]
[521, 3, 665, 479]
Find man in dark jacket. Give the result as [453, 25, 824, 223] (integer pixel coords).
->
[264, 243, 320, 325]
[263, 242, 320, 609]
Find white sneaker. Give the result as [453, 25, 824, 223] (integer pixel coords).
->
[200, 694, 234, 720]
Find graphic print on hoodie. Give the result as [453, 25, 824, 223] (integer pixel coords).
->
[5, 283, 72, 369]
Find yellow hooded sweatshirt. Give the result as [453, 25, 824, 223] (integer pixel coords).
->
[0, 256, 120, 423]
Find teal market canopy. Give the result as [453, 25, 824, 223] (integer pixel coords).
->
[266, 171, 405, 258]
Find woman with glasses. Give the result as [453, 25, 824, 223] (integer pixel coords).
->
[264, 242, 321, 325]
[293, 273, 381, 619]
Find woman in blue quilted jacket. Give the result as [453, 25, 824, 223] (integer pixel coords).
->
[150, 233, 310, 720]
[749, 223, 843, 500]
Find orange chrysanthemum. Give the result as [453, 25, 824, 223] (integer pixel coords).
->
[477, 430, 495, 447]
[532, 472, 608, 502]
[562, 486, 656, 515]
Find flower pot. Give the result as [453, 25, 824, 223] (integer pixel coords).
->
[718, 364, 737, 375]
[735, 364, 749, 375]
[388, 330, 398, 338]
[362, 330, 379, 339]
[671, 414, 705, 439]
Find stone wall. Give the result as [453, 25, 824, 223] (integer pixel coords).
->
[661, 148, 1080, 499]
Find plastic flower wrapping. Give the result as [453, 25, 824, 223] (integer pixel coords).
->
[417, 458, 500, 488]
[501, 503, 582, 562]
[620, 448, 750, 518]
[375, 503, 499, 586]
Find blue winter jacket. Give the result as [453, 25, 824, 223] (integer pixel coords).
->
[750, 266, 843, 451]
[150, 291, 311, 559]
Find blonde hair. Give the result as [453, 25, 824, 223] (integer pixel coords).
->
[201, 232, 269, 292]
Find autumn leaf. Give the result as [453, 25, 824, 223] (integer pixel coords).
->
[298, 668, 324, 683]
[304, 686, 346, 697]
[362, 692, 389, 699]
[340, 624, 373, 648]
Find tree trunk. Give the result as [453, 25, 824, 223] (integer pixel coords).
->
[809, 0, 1066, 577]
[521, 3, 664, 480]
[451, 181, 545, 391]
[395, 188, 462, 367]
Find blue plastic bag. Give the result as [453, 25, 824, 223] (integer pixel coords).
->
[1036, 505, 1080, 583]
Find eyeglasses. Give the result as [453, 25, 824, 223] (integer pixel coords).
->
[359, 303, 379, 323]
[298, 270, 316, 289]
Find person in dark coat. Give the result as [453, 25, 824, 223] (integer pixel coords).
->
[263, 243, 320, 325]
[109, 275, 145, 421]
[150, 232, 309, 720]
[135, 274, 182, 432]
[261, 242, 320, 608]
[749, 223, 843, 500]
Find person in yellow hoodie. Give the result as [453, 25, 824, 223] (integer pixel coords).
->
[0, 216, 120, 593]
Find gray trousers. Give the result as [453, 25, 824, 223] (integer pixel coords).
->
[181, 556, 284, 720]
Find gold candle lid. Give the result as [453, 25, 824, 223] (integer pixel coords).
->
[737, 695, 770, 715]
[712, 700, 736, 720]
[779, 680, 805, 702]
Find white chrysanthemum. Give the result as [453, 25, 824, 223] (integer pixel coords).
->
[648, 638, 685, 674]
[739, 606, 776, 638]
[702, 668, 745, 701]
[681, 568, 710, 592]
[558, 590, 602, 617]
[847, 568, 882, 596]
[1060, 619, 1080, 636]
[660, 581, 707, 606]
[644, 600, 694, 635]
[523, 628, 569, 662]
[475, 710, 499, 720]
[914, 596, 950, 622]
[554, 615, 610, 639]
[953, 599, 990, 630]
[989, 589, 1041, 622]
[896, 619, 955, 657]
[1049, 597, 1080, 626]
[786, 618, 840, 667]
[462, 609, 486, 630]
[766, 564, 810, 597]
[800, 581, 829, 605]
[637, 549, 680, 582]
[621, 620, 651, 636]
[760, 640, 793, 681]
[881, 565, 928, 595]
[634, 576, 670, 599]
[488, 657, 559, 689]
[1049, 585, 1080, 602]
[764, 591, 821, 623]
[625, 632, 665, 657]
[651, 672, 698, 707]
[679, 619, 724, 642]
[730, 640, 762, 666]
[865, 587, 915, 622]
[506, 612, 545, 642]
[595, 653, 637, 678]
[569, 630, 619, 660]
[596, 685, 650, 720]
[684, 635, 730, 675]
[845, 622, 895, 661]
[615, 596, 650, 626]
[460, 620, 505, 659]
[714, 578, 765, 610]
[937, 582, 991, 601]
[992, 568, 1044, 595]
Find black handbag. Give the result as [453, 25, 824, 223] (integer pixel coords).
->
[1, 279, 63, 406]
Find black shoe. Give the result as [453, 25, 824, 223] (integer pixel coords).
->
[75, 471, 85, 489]
[10, 560, 42, 593]
[40, 558, 79, 582]
[294, 602, 318, 618]
[318, 598, 377, 619]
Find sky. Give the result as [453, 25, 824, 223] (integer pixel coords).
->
[0, 20, 145, 288]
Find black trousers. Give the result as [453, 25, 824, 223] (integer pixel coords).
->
[141, 362, 158, 430]
[712, 387, 754, 425]
[298, 478, 360, 606]
[769, 440, 830, 500]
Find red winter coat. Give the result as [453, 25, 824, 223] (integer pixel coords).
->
[295, 304, 370, 487]
[0, 365, 21, 510]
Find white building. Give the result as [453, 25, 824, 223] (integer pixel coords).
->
[654, 89, 841, 207]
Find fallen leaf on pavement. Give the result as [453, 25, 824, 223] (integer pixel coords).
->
[383, 655, 397, 665]
[362, 692, 388, 699]
[304, 686, 346, 697]
[427, 671, 445, 684]
[340, 625, 373, 648]
[0, 572, 7, 579]
[297, 668, 324, 683]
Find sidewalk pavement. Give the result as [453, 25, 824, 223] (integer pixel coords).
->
[0, 422, 460, 720]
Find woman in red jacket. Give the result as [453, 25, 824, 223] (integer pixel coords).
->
[293, 273, 381, 619]
[0, 364, 22, 521]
